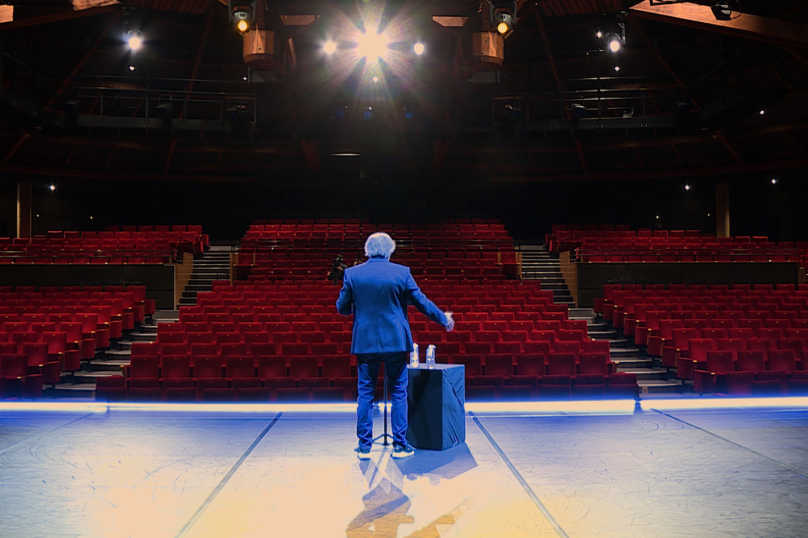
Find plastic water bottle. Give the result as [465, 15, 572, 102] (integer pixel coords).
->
[426, 345, 436, 369]
[410, 343, 420, 368]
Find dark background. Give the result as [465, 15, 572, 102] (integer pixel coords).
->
[1, 165, 802, 243]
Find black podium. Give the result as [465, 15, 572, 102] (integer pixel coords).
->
[406, 364, 466, 451]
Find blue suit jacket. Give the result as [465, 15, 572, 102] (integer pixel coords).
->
[336, 258, 447, 355]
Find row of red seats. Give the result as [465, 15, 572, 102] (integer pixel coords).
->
[547, 226, 768, 253]
[239, 248, 505, 261]
[600, 283, 807, 396]
[0, 285, 153, 400]
[253, 218, 501, 225]
[96, 372, 638, 402]
[691, 350, 808, 395]
[99, 352, 632, 402]
[0, 226, 208, 261]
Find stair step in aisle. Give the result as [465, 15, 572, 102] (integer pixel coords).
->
[569, 307, 685, 396]
[44, 312, 167, 399]
[521, 244, 574, 307]
[180, 247, 232, 307]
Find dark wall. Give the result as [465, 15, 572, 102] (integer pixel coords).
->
[0, 166, 805, 243]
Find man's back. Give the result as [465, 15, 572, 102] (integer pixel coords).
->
[336, 258, 445, 355]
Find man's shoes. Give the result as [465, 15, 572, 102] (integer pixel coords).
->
[356, 447, 371, 460]
[392, 444, 415, 459]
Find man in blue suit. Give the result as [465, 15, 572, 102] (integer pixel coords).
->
[337, 232, 454, 459]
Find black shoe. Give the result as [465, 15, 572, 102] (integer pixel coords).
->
[356, 447, 371, 460]
[392, 444, 415, 459]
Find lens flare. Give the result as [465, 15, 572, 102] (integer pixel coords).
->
[356, 30, 389, 63]
[128, 35, 142, 51]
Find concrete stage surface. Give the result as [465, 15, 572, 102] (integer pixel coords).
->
[2, 404, 808, 538]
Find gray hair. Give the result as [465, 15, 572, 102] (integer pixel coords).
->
[364, 232, 396, 258]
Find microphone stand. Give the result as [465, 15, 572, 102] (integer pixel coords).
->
[372, 364, 391, 446]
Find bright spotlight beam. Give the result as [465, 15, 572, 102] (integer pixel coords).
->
[608, 38, 622, 53]
[324, 40, 337, 54]
[413, 42, 425, 55]
[356, 30, 389, 63]
[128, 35, 142, 51]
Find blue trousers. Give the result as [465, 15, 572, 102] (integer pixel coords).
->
[356, 352, 409, 450]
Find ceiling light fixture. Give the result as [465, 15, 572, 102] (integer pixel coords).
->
[127, 31, 142, 51]
[413, 42, 425, 56]
[323, 40, 337, 54]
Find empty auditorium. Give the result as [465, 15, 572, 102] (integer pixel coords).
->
[1, 0, 807, 536]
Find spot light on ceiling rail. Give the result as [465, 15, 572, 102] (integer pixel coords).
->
[127, 30, 142, 51]
[490, 0, 517, 35]
[230, 1, 255, 33]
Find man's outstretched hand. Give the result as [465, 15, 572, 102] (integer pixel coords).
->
[444, 311, 455, 332]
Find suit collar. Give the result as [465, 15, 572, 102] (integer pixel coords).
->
[367, 257, 388, 263]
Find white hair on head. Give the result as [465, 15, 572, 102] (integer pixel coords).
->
[364, 232, 396, 259]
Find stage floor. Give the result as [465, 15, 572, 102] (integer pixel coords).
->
[2, 405, 808, 538]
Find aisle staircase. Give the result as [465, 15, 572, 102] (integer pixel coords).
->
[520, 245, 574, 307]
[179, 246, 231, 307]
[47, 311, 177, 399]
[570, 310, 685, 396]
[520, 245, 684, 396]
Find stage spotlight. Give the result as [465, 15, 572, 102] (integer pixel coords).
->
[491, 1, 517, 35]
[372, 76, 379, 83]
[127, 31, 142, 51]
[357, 30, 389, 63]
[614, 65, 621, 72]
[413, 42, 425, 55]
[759, 109, 765, 115]
[684, 184, 691, 191]
[128, 65, 136, 71]
[771, 178, 778, 185]
[323, 40, 337, 55]
[231, 2, 253, 33]
[655, 215, 660, 220]
[600, 12, 627, 53]
[49, 184, 55, 192]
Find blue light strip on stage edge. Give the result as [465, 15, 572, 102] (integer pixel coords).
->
[640, 396, 808, 411]
[0, 400, 636, 414]
[4, 397, 808, 414]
